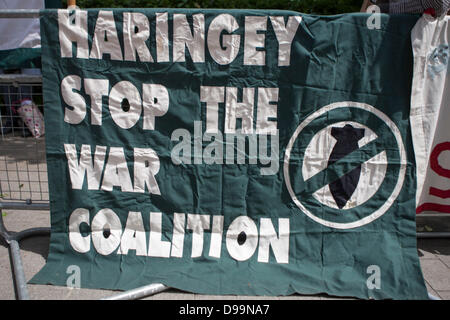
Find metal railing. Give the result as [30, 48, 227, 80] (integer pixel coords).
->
[0, 9, 40, 19]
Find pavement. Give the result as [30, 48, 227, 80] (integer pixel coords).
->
[1, 136, 450, 300]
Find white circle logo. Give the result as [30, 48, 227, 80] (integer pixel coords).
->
[283, 101, 407, 229]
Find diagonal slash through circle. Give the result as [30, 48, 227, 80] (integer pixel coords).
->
[301, 138, 380, 196]
[283, 101, 407, 229]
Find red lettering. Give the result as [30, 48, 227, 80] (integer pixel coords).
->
[430, 142, 450, 178]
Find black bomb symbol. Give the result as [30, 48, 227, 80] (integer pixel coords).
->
[327, 124, 365, 209]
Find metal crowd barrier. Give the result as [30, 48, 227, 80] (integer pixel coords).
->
[0, 8, 445, 301]
[0, 73, 51, 300]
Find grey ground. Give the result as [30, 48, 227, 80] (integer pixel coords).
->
[1, 136, 450, 300]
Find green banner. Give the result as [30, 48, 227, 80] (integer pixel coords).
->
[31, 8, 428, 299]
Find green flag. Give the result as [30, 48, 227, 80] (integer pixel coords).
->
[31, 8, 427, 299]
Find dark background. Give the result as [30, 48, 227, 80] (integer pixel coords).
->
[61, 0, 363, 15]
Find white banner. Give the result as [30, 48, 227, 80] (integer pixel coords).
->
[0, 0, 44, 51]
[411, 13, 450, 214]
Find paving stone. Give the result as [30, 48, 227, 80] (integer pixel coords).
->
[436, 291, 450, 300]
[420, 259, 450, 292]
[195, 295, 238, 300]
[435, 251, 450, 269]
[319, 294, 356, 300]
[28, 285, 109, 300]
[418, 246, 439, 260]
[424, 280, 440, 299]
[145, 289, 196, 300]
[236, 295, 280, 300]
[0, 239, 15, 300]
[277, 294, 322, 300]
